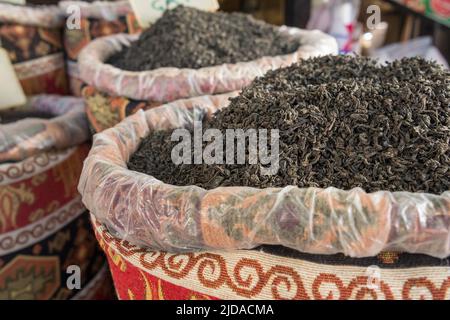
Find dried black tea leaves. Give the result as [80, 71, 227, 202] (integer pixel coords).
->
[0, 110, 54, 124]
[107, 6, 301, 71]
[129, 55, 450, 194]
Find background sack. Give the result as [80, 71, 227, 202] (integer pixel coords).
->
[60, 1, 141, 96]
[79, 28, 338, 132]
[0, 3, 68, 95]
[0, 94, 112, 300]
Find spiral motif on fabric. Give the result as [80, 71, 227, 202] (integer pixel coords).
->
[139, 251, 162, 270]
[312, 274, 346, 300]
[267, 266, 308, 300]
[227, 258, 264, 298]
[196, 253, 227, 288]
[161, 253, 196, 279]
[402, 278, 441, 300]
[92, 217, 450, 300]
[346, 276, 394, 300]
[6, 166, 22, 180]
[0, 150, 67, 183]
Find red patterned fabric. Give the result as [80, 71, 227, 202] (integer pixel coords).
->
[108, 255, 217, 300]
[0, 9, 68, 95]
[92, 216, 450, 300]
[0, 146, 114, 300]
[0, 145, 89, 233]
[63, 4, 141, 97]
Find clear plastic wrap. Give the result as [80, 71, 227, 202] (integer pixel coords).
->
[78, 28, 338, 102]
[0, 3, 64, 28]
[78, 93, 450, 259]
[0, 95, 89, 163]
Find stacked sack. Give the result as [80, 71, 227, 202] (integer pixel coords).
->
[0, 96, 112, 300]
[0, 3, 68, 95]
[60, 1, 141, 96]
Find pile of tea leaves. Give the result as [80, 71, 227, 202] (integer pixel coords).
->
[128, 55, 450, 194]
[0, 110, 54, 124]
[107, 6, 301, 71]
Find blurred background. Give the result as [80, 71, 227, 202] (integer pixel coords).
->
[21, 0, 449, 64]
[223, 0, 449, 65]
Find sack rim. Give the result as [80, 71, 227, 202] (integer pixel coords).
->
[0, 95, 89, 163]
[78, 93, 450, 259]
[78, 27, 338, 101]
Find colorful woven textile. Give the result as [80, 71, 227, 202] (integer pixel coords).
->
[0, 95, 113, 300]
[92, 215, 450, 300]
[0, 146, 112, 300]
[0, 3, 68, 95]
[82, 85, 159, 133]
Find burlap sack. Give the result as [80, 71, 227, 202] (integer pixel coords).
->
[0, 3, 68, 95]
[78, 93, 450, 259]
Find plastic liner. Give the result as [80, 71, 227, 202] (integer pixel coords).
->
[0, 95, 89, 163]
[0, 3, 64, 28]
[78, 93, 450, 259]
[78, 28, 338, 102]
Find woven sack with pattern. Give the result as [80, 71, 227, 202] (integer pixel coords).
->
[91, 214, 450, 300]
[0, 3, 68, 95]
[0, 96, 112, 300]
